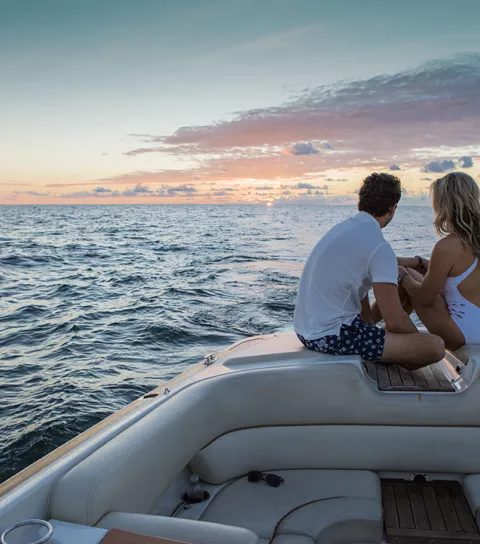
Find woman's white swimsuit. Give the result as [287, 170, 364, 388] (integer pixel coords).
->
[444, 257, 480, 344]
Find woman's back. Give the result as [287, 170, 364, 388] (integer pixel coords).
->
[444, 234, 480, 308]
[443, 234, 480, 345]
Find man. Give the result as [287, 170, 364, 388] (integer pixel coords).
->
[293, 172, 445, 368]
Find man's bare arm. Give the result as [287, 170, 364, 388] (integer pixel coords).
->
[360, 293, 375, 324]
[373, 282, 417, 334]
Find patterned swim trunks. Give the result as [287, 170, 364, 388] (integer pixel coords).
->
[297, 316, 386, 362]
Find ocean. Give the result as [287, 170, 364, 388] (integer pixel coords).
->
[0, 204, 436, 483]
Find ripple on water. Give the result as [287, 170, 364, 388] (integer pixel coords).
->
[0, 204, 435, 482]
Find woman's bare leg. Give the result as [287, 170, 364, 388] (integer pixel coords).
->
[402, 272, 465, 350]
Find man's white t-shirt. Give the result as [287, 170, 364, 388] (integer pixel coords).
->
[294, 211, 398, 340]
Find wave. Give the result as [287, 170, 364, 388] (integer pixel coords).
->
[0, 204, 436, 483]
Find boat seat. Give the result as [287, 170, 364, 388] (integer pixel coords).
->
[363, 361, 456, 392]
[97, 513, 260, 544]
[197, 469, 383, 543]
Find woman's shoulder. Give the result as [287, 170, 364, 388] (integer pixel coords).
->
[435, 233, 465, 255]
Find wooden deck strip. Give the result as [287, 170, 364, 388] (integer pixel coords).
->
[410, 368, 428, 388]
[419, 365, 441, 388]
[365, 361, 456, 392]
[398, 366, 416, 387]
[388, 364, 404, 387]
[451, 485, 479, 534]
[432, 362, 455, 389]
[364, 360, 378, 382]
[408, 486, 430, 530]
[436, 486, 462, 532]
[376, 362, 392, 389]
[383, 484, 400, 529]
[382, 479, 480, 543]
[422, 485, 446, 531]
[102, 529, 189, 543]
[395, 484, 416, 529]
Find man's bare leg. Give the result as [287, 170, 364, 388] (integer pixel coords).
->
[381, 330, 445, 368]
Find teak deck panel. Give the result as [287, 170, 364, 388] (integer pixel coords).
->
[101, 529, 189, 544]
[364, 361, 456, 392]
[382, 479, 480, 543]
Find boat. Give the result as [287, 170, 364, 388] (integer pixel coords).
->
[2, 331, 480, 543]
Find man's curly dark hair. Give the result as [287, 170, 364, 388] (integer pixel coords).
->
[358, 172, 402, 216]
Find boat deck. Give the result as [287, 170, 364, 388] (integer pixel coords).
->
[382, 479, 480, 543]
[364, 362, 456, 392]
[102, 529, 183, 543]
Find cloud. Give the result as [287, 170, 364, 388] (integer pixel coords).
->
[294, 182, 321, 189]
[13, 190, 49, 196]
[101, 152, 109, 156]
[255, 185, 274, 190]
[60, 189, 122, 198]
[110, 54, 480, 188]
[157, 184, 198, 195]
[124, 147, 162, 156]
[290, 142, 320, 155]
[423, 159, 456, 173]
[132, 184, 152, 193]
[389, 164, 401, 171]
[210, 190, 228, 196]
[459, 155, 474, 168]
[125, 54, 480, 159]
[60, 191, 93, 199]
[322, 142, 334, 150]
[58, 184, 199, 199]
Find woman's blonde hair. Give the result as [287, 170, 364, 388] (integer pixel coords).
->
[430, 172, 480, 257]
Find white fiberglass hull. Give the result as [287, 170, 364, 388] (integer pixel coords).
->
[1, 332, 480, 544]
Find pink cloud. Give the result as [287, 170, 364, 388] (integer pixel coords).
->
[123, 54, 480, 164]
[47, 54, 480, 196]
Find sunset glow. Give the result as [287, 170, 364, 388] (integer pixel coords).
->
[1, 1, 479, 205]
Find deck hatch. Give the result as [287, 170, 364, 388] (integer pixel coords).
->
[364, 362, 456, 392]
[382, 478, 480, 543]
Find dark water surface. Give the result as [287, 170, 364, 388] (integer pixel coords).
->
[0, 204, 436, 482]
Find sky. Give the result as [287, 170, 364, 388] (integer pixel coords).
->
[1, 0, 479, 205]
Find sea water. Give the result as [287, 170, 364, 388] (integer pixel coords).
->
[0, 204, 436, 482]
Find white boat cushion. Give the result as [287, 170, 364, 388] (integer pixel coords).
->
[190, 425, 480, 484]
[49, 350, 480, 528]
[97, 513, 260, 544]
[199, 469, 382, 542]
[276, 498, 381, 544]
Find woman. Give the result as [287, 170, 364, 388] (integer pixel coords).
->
[398, 172, 480, 350]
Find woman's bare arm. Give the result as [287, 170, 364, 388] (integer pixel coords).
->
[402, 240, 453, 306]
[397, 255, 430, 274]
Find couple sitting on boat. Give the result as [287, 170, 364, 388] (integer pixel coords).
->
[294, 171, 480, 368]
